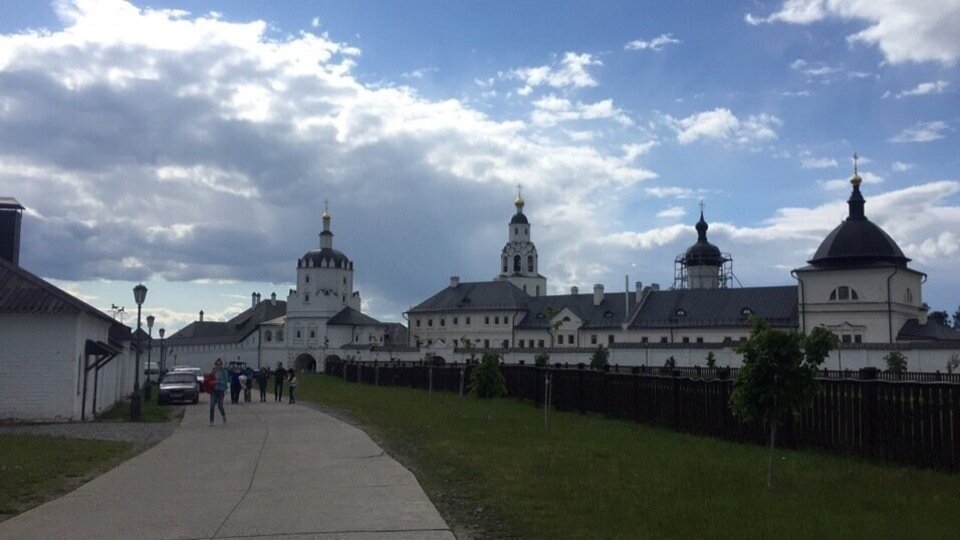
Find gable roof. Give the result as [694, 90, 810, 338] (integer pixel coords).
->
[629, 286, 798, 329]
[897, 319, 960, 342]
[166, 299, 287, 345]
[517, 292, 637, 329]
[328, 306, 382, 326]
[410, 280, 530, 313]
[0, 257, 116, 324]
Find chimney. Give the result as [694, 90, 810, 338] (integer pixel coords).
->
[0, 197, 24, 266]
[199, 310, 204, 322]
[571, 286, 579, 295]
[593, 284, 604, 306]
[651, 283, 660, 291]
[252, 292, 258, 308]
[635, 281, 643, 302]
[256, 292, 261, 305]
[271, 292, 277, 306]
[450, 275, 460, 288]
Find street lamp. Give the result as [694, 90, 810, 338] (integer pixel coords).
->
[131, 283, 148, 420]
[159, 328, 166, 377]
[145, 314, 155, 401]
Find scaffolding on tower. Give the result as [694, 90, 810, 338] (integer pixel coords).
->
[672, 251, 739, 290]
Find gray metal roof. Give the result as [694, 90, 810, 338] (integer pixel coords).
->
[629, 286, 798, 329]
[0, 257, 116, 324]
[517, 292, 637, 329]
[328, 306, 382, 326]
[409, 280, 531, 313]
[0, 197, 24, 210]
[166, 300, 287, 345]
[897, 319, 960, 341]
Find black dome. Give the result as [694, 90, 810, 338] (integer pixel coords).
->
[301, 248, 352, 269]
[510, 212, 529, 225]
[683, 213, 723, 266]
[808, 180, 909, 268]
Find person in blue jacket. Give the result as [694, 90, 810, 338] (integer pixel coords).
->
[210, 358, 228, 425]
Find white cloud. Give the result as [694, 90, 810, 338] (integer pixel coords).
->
[801, 157, 838, 169]
[311, 17, 320, 28]
[789, 58, 842, 78]
[624, 33, 681, 51]
[889, 121, 949, 143]
[892, 161, 914, 172]
[622, 141, 658, 161]
[645, 186, 694, 199]
[895, 80, 950, 98]
[746, 1, 960, 65]
[667, 108, 780, 145]
[402, 67, 438, 79]
[819, 171, 885, 190]
[656, 206, 686, 219]
[530, 95, 632, 127]
[509, 52, 602, 91]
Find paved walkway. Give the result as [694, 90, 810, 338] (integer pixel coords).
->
[0, 396, 453, 539]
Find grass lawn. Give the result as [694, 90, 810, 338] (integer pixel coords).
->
[0, 434, 130, 521]
[299, 373, 960, 539]
[98, 390, 173, 423]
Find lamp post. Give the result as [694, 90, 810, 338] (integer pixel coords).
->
[131, 283, 148, 420]
[159, 328, 166, 377]
[145, 314, 155, 401]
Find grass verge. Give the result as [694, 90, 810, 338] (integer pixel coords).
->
[299, 373, 960, 539]
[0, 434, 130, 521]
[98, 391, 173, 423]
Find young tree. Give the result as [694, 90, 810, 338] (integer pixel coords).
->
[953, 305, 960, 331]
[544, 305, 563, 347]
[928, 310, 950, 327]
[663, 356, 677, 370]
[705, 351, 717, 369]
[884, 351, 908, 374]
[730, 318, 836, 488]
[947, 353, 960, 375]
[589, 345, 609, 370]
[461, 336, 477, 364]
[469, 351, 507, 419]
[534, 352, 550, 367]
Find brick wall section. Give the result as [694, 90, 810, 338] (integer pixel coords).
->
[0, 313, 78, 420]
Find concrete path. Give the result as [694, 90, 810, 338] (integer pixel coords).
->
[0, 396, 453, 539]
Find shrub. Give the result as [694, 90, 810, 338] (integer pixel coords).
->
[884, 351, 908, 374]
[589, 346, 609, 370]
[469, 351, 506, 399]
[706, 351, 716, 369]
[534, 352, 550, 367]
[663, 356, 677, 370]
[948, 353, 960, 375]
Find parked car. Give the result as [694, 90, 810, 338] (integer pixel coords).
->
[158, 372, 200, 405]
[172, 366, 204, 387]
[144, 361, 160, 377]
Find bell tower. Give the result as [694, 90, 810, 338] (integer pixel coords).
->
[496, 186, 547, 296]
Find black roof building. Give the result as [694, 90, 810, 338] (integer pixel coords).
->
[166, 299, 288, 346]
[628, 286, 798, 329]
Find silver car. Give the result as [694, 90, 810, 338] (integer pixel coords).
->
[172, 366, 204, 387]
[158, 372, 200, 405]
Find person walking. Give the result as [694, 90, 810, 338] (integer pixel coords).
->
[243, 366, 254, 402]
[230, 365, 242, 404]
[287, 370, 298, 404]
[274, 362, 286, 402]
[209, 358, 228, 425]
[257, 366, 269, 402]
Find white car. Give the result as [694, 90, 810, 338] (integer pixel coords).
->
[172, 366, 204, 387]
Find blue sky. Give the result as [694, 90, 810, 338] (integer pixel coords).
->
[0, 0, 958, 332]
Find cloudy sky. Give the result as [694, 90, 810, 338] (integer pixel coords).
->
[1, 0, 958, 332]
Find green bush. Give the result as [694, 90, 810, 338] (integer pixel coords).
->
[534, 352, 550, 367]
[469, 351, 506, 399]
[884, 351, 908, 374]
[706, 351, 716, 369]
[589, 346, 609, 370]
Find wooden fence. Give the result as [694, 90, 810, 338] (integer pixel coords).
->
[324, 360, 960, 471]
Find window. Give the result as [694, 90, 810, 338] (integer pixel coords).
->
[502, 258, 508, 273]
[305, 294, 309, 302]
[453, 339, 458, 347]
[538, 339, 545, 348]
[608, 335, 614, 345]
[660, 337, 668, 344]
[484, 339, 490, 348]
[682, 337, 690, 344]
[536, 312, 545, 319]
[854, 335, 863, 344]
[305, 275, 309, 283]
[829, 286, 859, 301]
[265, 330, 273, 342]
[905, 288, 914, 303]
[440, 318, 445, 327]
[485, 316, 490, 324]
[466, 316, 471, 325]
[641, 337, 649, 344]
[495, 316, 500, 324]
[740, 307, 752, 316]
[416, 319, 421, 327]
[518, 340, 524, 348]
[527, 255, 534, 272]
[513, 255, 521, 272]
[696, 337, 704, 344]
[591, 334, 597, 345]
[842, 334, 852, 344]
[558, 335, 564, 344]
[562, 316, 570, 322]
[277, 330, 284, 341]
[675, 308, 687, 317]
[296, 330, 302, 339]
[515, 227, 518, 235]
[310, 330, 316, 338]
[343, 277, 346, 284]
[428, 319, 433, 327]
[568, 334, 574, 344]
[453, 317, 458, 325]
[502, 340, 509, 349]
[536, 285, 540, 295]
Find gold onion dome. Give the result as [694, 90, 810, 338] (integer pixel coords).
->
[515, 194, 524, 207]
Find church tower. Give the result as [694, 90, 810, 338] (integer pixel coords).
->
[496, 189, 547, 296]
[288, 202, 361, 317]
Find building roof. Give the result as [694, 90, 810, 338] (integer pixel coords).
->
[0, 197, 25, 210]
[0, 257, 116, 324]
[166, 299, 288, 345]
[301, 247, 351, 269]
[683, 212, 724, 267]
[629, 286, 798, 329]
[409, 280, 531, 313]
[328, 306, 382, 326]
[897, 319, 960, 342]
[808, 179, 909, 269]
[510, 212, 529, 225]
[517, 292, 637, 329]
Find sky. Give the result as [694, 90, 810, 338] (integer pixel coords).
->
[0, 0, 958, 333]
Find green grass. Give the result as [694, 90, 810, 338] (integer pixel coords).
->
[299, 373, 960, 539]
[0, 434, 130, 521]
[98, 390, 172, 423]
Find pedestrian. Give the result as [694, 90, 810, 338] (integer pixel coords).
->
[243, 366, 254, 402]
[209, 358, 228, 425]
[274, 362, 286, 402]
[257, 366, 269, 402]
[287, 369, 298, 404]
[230, 365, 242, 404]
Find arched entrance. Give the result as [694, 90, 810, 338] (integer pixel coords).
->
[295, 353, 317, 373]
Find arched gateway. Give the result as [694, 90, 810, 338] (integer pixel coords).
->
[295, 353, 317, 372]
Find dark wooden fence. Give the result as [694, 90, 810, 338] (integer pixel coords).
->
[325, 360, 960, 471]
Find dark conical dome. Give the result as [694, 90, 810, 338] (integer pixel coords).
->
[808, 175, 909, 268]
[684, 212, 723, 266]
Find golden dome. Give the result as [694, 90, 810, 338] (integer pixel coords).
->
[515, 194, 524, 207]
[850, 173, 862, 187]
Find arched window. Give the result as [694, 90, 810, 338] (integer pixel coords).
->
[277, 330, 284, 341]
[905, 288, 913, 303]
[527, 255, 534, 272]
[513, 255, 521, 272]
[535, 285, 540, 296]
[502, 257, 507, 273]
[829, 286, 859, 301]
[515, 227, 518, 235]
[305, 274, 309, 283]
[304, 294, 309, 302]
[265, 330, 273, 342]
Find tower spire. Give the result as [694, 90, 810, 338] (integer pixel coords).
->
[515, 183, 525, 211]
[848, 154, 865, 219]
[320, 199, 333, 248]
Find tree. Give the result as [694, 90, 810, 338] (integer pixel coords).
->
[730, 318, 836, 488]
[705, 351, 717, 369]
[534, 352, 550, 367]
[953, 305, 960, 331]
[663, 356, 676, 370]
[469, 351, 506, 399]
[947, 353, 960, 375]
[928, 310, 950, 327]
[589, 345, 609, 370]
[461, 336, 477, 364]
[544, 305, 563, 347]
[884, 351, 908, 374]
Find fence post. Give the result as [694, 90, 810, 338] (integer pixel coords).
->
[577, 363, 586, 414]
[860, 367, 879, 458]
[459, 367, 465, 398]
[428, 366, 433, 402]
[544, 371, 551, 431]
[671, 372, 680, 430]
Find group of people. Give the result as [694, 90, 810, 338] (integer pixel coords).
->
[208, 360, 299, 425]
